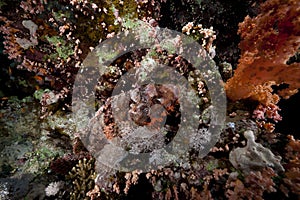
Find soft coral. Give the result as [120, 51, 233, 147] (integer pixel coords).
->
[225, 0, 300, 106]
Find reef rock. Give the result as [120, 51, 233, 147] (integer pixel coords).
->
[229, 130, 284, 174]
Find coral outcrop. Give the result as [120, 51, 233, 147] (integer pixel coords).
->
[225, 0, 300, 105]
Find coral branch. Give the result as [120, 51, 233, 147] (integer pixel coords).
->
[225, 0, 300, 105]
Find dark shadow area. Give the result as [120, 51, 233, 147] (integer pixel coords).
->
[125, 174, 153, 200]
[277, 92, 300, 138]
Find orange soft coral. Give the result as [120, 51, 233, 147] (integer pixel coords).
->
[225, 0, 300, 105]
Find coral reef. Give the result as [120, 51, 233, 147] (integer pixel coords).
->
[50, 137, 91, 176]
[280, 135, 300, 198]
[159, 0, 260, 65]
[1, 0, 299, 199]
[0, 0, 162, 111]
[225, 0, 300, 105]
[226, 167, 277, 200]
[0, 95, 78, 199]
[0, 96, 63, 175]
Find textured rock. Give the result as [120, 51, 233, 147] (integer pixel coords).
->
[229, 130, 284, 174]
